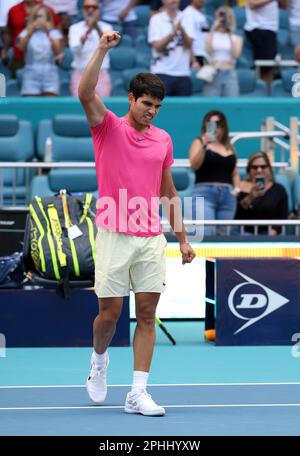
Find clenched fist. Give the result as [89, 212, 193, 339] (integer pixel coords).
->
[99, 31, 121, 50]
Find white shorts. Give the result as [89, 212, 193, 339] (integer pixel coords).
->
[94, 228, 167, 298]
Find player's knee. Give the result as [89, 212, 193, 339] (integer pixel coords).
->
[136, 312, 155, 329]
[100, 307, 120, 323]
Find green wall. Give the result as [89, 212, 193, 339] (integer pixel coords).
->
[1, 97, 299, 159]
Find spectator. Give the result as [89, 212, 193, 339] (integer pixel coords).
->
[100, 0, 139, 43]
[181, 0, 209, 68]
[43, 1, 78, 23]
[203, 6, 243, 96]
[3, 0, 60, 77]
[44, 1, 79, 47]
[69, 0, 112, 98]
[148, 0, 193, 96]
[244, 0, 286, 87]
[150, 0, 190, 14]
[287, 0, 300, 47]
[235, 151, 288, 235]
[17, 4, 63, 96]
[189, 110, 240, 236]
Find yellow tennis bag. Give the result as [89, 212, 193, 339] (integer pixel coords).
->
[28, 190, 96, 281]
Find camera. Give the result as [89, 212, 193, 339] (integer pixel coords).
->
[219, 11, 228, 28]
[255, 175, 265, 191]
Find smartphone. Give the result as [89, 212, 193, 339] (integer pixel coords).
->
[256, 175, 265, 191]
[205, 121, 217, 142]
[220, 11, 227, 28]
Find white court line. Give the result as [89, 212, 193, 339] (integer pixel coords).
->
[2, 403, 300, 411]
[1, 382, 300, 389]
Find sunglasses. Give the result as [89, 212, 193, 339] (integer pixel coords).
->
[83, 5, 99, 10]
[250, 164, 268, 170]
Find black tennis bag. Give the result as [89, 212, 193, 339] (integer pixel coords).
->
[26, 191, 97, 281]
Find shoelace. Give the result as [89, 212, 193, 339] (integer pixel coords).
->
[89, 363, 106, 380]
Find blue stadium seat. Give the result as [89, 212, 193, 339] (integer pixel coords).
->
[0, 115, 34, 205]
[191, 69, 203, 96]
[134, 4, 150, 35]
[118, 34, 133, 48]
[232, 7, 246, 30]
[6, 79, 21, 96]
[109, 69, 128, 95]
[279, 8, 289, 29]
[109, 47, 137, 71]
[237, 32, 254, 68]
[271, 68, 300, 97]
[122, 67, 149, 91]
[171, 168, 195, 202]
[29, 169, 97, 201]
[36, 115, 94, 161]
[135, 5, 150, 27]
[275, 173, 294, 214]
[237, 69, 268, 96]
[293, 174, 300, 212]
[135, 34, 151, 68]
[0, 61, 11, 81]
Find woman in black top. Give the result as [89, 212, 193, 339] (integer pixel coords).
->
[235, 151, 288, 235]
[189, 110, 240, 235]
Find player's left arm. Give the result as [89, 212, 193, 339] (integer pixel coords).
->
[160, 168, 196, 264]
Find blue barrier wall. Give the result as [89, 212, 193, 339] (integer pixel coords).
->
[1, 97, 299, 159]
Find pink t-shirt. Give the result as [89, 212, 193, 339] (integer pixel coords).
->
[91, 110, 174, 236]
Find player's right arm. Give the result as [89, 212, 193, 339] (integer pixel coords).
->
[78, 30, 121, 128]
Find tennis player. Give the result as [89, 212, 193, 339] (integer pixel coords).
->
[79, 30, 196, 416]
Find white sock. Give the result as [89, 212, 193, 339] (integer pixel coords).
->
[92, 349, 107, 365]
[131, 371, 149, 394]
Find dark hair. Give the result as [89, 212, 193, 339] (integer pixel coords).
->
[246, 151, 274, 181]
[129, 73, 165, 101]
[201, 110, 233, 151]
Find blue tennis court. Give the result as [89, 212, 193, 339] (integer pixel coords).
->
[1, 322, 300, 436]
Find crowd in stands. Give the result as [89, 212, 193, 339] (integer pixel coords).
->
[0, 1, 298, 237]
[0, 0, 300, 97]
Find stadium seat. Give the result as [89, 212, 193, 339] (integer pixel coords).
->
[118, 34, 133, 48]
[6, 79, 21, 96]
[109, 47, 137, 71]
[122, 67, 149, 91]
[270, 68, 300, 97]
[237, 69, 268, 96]
[0, 61, 11, 81]
[232, 7, 246, 30]
[279, 8, 289, 29]
[135, 34, 151, 68]
[171, 167, 195, 202]
[0, 115, 34, 205]
[191, 69, 203, 96]
[29, 169, 98, 201]
[275, 173, 294, 214]
[109, 69, 127, 95]
[134, 4, 150, 36]
[293, 174, 300, 212]
[36, 115, 94, 161]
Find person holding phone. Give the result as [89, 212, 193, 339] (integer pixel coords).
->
[17, 4, 63, 96]
[203, 6, 243, 96]
[235, 151, 288, 235]
[189, 110, 240, 236]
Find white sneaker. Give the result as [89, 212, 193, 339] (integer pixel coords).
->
[86, 352, 109, 404]
[125, 390, 165, 416]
